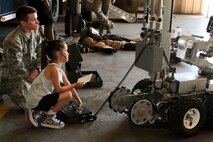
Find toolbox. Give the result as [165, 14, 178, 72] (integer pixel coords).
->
[57, 101, 96, 124]
[65, 43, 103, 88]
[79, 71, 103, 88]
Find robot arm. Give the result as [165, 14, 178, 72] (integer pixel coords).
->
[176, 16, 213, 76]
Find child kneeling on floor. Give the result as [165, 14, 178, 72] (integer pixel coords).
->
[25, 39, 85, 129]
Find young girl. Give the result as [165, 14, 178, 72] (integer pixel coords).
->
[25, 39, 84, 129]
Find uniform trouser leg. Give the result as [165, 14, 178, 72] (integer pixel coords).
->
[0, 81, 7, 105]
[102, 0, 110, 16]
[94, 0, 110, 17]
[1, 79, 30, 109]
[65, 0, 82, 36]
[65, 0, 73, 36]
[96, 12, 108, 34]
[103, 0, 112, 34]
[93, 0, 109, 33]
[65, 11, 73, 36]
[93, 0, 103, 16]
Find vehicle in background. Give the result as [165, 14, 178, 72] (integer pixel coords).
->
[0, 0, 59, 23]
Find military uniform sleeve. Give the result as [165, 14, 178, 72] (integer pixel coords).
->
[3, 39, 28, 78]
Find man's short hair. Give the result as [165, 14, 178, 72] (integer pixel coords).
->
[16, 6, 37, 24]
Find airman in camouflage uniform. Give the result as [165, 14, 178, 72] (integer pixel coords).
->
[93, 0, 116, 34]
[0, 6, 43, 109]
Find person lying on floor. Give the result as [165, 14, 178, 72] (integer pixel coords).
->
[78, 27, 137, 53]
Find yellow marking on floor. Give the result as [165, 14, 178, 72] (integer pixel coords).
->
[0, 99, 14, 119]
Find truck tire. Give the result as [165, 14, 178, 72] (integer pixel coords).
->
[168, 98, 206, 137]
[132, 79, 152, 94]
[205, 92, 213, 129]
[50, 0, 59, 22]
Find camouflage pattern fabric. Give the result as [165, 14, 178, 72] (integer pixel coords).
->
[93, 0, 111, 27]
[0, 79, 30, 108]
[0, 26, 43, 108]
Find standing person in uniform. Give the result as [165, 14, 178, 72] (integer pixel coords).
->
[25, 39, 84, 129]
[93, 0, 116, 35]
[27, 0, 55, 41]
[65, 0, 82, 37]
[0, 6, 43, 109]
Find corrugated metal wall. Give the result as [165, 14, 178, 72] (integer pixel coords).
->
[173, 0, 204, 14]
[115, 0, 203, 14]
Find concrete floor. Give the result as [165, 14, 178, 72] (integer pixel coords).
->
[0, 15, 212, 142]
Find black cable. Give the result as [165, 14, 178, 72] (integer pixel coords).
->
[163, 50, 172, 69]
[94, 43, 148, 117]
[169, 0, 174, 32]
[153, 73, 157, 90]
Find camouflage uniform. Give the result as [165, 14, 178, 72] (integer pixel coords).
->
[93, 0, 111, 34]
[0, 25, 43, 108]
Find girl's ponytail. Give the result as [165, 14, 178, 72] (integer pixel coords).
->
[41, 40, 49, 69]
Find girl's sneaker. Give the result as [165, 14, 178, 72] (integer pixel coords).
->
[41, 114, 65, 129]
